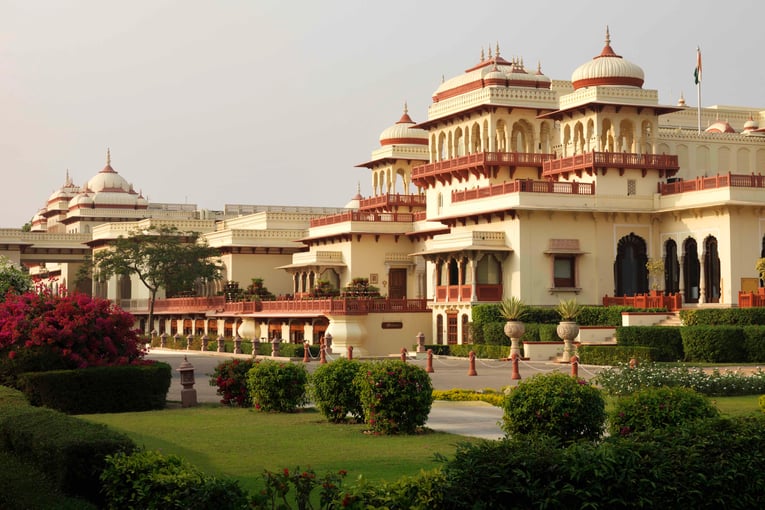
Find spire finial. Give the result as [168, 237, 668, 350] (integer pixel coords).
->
[480, 47, 485, 62]
[357, 181, 361, 195]
[403, 101, 408, 115]
[106, 147, 111, 166]
[495, 42, 500, 58]
[537, 60, 542, 73]
[605, 25, 611, 46]
[487, 45, 493, 59]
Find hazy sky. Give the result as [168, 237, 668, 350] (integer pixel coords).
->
[2, 0, 763, 228]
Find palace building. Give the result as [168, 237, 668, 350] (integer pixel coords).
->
[3, 29, 765, 355]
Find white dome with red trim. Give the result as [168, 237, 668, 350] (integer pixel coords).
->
[379, 104, 428, 146]
[571, 28, 644, 90]
[705, 120, 736, 134]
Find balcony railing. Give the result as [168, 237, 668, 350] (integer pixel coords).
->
[452, 179, 594, 203]
[543, 152, 679, 178]
[128, 297, 429, 316]
[660, 173, 765, 195]
[358, 193, 426, 211]
[309, 211, 416, 228]
[434, 284, 502, 302]
[738, 291, 765, 308]
[412, 152, 554, 187]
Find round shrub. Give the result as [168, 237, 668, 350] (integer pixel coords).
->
[759, 394, 765, 414]
[502, 372, 606, 443]
[608, 386, 719, 437]
[311, 358, 364, 422]
[209, 358, 255, 407]
[356, 359, 433, 434]
[247, 360, 308, 412]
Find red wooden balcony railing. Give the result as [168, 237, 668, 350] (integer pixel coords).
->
[660, 173, 765, 195]
[358, 193, 426, 211]
[602, 293, 683, 311]
[412, 151, 554, 187]
[434, 284, 502, 302]
[543, 152, 679, 178]
[309, 211, 416, 228]
[452, 179, 594, 203]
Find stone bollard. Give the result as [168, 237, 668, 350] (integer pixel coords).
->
[160, 332, 168, 349]
[570, 355, 580, 378]
[174, 332, 181, 348]
[400, 347, 408, 362]
[177, 356, 197, 408]
[426, 349, 434, 373]
[468, 350, 477, 376]
[416, 332, 425, 353]
[303, 341, 311, 363]
[271, 338, 281, 357]
[511, 353, 522, 380]
[201, 334, 209, 352]
[217, 334, 225, 353]
[324, 333, 333, 351]
[234, 334, 243, 354]
[252, 338, 261, 358]
[186, 333, 193, 351]
[347, 345, 353, 360]
[320, 341, 327, 364]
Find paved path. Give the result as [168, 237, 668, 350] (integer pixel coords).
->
[149, 349, 604, 440]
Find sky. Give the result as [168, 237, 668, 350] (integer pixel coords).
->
[1, 0, 763, 228]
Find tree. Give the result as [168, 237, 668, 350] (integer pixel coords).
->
[92, 226, 222, 335]
[0, 256, 33, 300]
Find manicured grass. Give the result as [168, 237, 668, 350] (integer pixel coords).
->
[81, 404, 473, 493]
[710, 395, 763, 417]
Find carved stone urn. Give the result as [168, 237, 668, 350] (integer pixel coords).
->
[504, 320, 526, 358]
[556, 320, 580, 361]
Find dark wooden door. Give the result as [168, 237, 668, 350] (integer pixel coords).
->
[388, 268, 407, 299]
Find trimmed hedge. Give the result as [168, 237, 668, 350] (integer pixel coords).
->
[681, 325, 747, 362]
[743, 325, 765, 362]
[18, 362, 171, 414]
[616, 326, 683, 361]
[680, 307, 765, 326]
[435, 415, 765, 509]
[577, 345, 655, 365]
[450, 344, 508, 359]
[0, 388, 136, 506]
[423, 344, 451, 356]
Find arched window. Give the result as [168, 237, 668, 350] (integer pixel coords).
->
[614, 233, 648, 296]
[704, 236, 721, 303]
[475, 254, 501, 284]
[683, 237, 700, 303]
[664, 239, 680, 294]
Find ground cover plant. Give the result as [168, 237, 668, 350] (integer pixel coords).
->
[595, 362, 765, 396]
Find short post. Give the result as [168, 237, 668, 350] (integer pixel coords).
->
[217, 334, 225, 353]
[186, 333, 193, 350]
[511, 353, 522, 380]
[160, 332, 168, 349]
[177, 356, 197, 408]
[570, 355, 579, 378]
[303, 341, 311, 363]
[200, 334, 209, 352]
[426, 348, 434, 373]
[416, 332, 426, 353]
[271, 338, 281, 357]
[324, 333, 333, 351]
[174, 332, 181, 348]
[347, 345, 353, 360]
[319, 340, 327, 364]
[400, 347, 408, 362]
[252, 338, 261, 358]
[468, 350, 477, 376]
[233, 334, 243, 354]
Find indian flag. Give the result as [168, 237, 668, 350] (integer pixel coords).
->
[694, 47, 702, 85]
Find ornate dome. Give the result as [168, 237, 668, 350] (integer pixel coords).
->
[379, 104, 428, 146]
[86, 149, 132, 193]
[705, 120, 736, 134]
[506, 58, 537, 87]
[743, 116, 759, 132]
[571, 28, 645, 90]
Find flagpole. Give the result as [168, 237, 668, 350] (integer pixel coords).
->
[696, 46, 702, 133]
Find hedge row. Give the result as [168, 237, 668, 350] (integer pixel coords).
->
[616, 326, 684, 361]
[18, 362, 172, 414]
[151, 336, 320, 357]
[577, 345, 655, 365]
[0, 386, 136, 506]
[681, 307, 765, 326]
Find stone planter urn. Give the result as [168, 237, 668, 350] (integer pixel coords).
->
[556, 320, 580, 362]
[504, 320, 526, 358]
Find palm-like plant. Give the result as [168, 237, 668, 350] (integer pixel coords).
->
[499, 296, 527, 322]
[556, 298, 582, 322]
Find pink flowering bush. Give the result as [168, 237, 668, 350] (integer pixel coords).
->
[209, 358, 255, 407]
[0, 290, 146, 387]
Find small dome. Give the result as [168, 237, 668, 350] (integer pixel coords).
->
[379, 104, 428, 146]
[506, 58, 537, 87]
[69, 192, 94, 209]
[743, 116, 759, 131]
[534, 62, 552, 88]
[344, 185, 363, 209]
[571, 28, 644, 90]
[705, 120, 736, 134]
[483, 64, 506, 85]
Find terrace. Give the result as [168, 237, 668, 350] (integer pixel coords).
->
[543, 152, 679, 179]
[659, 173, 765, 195]
[412, 151, 553, 187]
[452, 179, 594, 203]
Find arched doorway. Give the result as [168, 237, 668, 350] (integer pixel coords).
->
[683, 237, 700, 303]
[614, 233, 648, 296]
[664, 239, 680, 294]
[704, 236, 721, 303]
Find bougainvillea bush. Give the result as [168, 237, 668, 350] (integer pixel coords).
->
[209, 358, 255, 407]
[0, 290, 146, 387]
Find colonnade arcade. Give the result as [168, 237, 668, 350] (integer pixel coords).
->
[560, 116, 656, 157]
[144, 315, 329, 344]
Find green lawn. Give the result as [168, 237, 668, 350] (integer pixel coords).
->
[81, 404, 474, 494]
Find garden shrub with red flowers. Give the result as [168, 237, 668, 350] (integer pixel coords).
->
[0, 290, 146, 387]
[209, 358, 256, 407]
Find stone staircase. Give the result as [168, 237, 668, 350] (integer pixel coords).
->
[655, 311, 683, 327]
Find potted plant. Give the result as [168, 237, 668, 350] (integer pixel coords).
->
[555, 298, 582, 362]
[756, 258, 765, 295]
[500, 297, 527, 358]
[646, 258, 665, 295]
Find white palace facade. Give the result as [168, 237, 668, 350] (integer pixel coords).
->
[3, 30, 765, 355]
